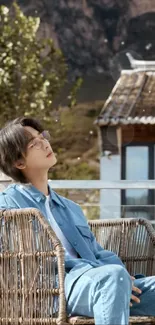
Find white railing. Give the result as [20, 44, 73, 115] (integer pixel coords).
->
[2, 178, 155, 189]
[49, 180, 155, 189]
[1, 178, 155, 226]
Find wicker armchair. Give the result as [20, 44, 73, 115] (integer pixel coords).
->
[0, 209, 155, 325]
[0, 208, 67, 325]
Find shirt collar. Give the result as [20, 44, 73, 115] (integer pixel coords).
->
[50, 189, 66, 208]
[19, 183, 65, 208]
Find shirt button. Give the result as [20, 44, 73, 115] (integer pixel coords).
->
[58, 222, 62, 227]
[73, 241, 77, 246]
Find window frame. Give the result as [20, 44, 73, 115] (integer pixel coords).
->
[121, 143, 155, 218]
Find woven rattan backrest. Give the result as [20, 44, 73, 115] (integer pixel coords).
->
[88, 218, 155, 276]
[0, 208, 66, 324]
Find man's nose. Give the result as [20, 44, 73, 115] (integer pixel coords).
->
[42, 139, 49, 150]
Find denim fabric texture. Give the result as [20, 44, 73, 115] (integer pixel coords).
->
[0, 183, 155, 325]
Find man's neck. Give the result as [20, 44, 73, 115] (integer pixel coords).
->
[30, 175, 49, 196]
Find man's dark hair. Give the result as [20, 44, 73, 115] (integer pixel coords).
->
[0, 117, 44, 183]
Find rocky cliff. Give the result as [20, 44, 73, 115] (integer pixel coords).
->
[0, 0, 155, 181]
[1, 0, 155, 78]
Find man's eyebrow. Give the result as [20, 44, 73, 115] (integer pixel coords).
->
[28, 132, 43, 141]
[27, 136, 35, 143]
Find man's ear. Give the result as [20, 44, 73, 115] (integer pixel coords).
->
[14, 159, 26, 170]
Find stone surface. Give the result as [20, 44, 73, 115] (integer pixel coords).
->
[1, 0, 155, 77]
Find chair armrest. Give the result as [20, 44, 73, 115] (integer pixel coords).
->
[88, 218, 155, 276]
[0, 208, 67, 324]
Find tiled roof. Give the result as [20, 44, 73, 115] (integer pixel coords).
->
[96, 70, 155, 126]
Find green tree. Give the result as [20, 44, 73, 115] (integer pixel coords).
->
[0, 3, 98, 182]
[0, 3, 67, 125]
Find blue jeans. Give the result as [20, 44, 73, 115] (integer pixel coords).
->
[65, 264, 155, 325]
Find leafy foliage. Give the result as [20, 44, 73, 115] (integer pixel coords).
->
[0, 3, 99, 182]
[0, 3, 67, 125]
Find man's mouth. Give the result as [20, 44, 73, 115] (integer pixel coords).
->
[46, 152, 52, 158]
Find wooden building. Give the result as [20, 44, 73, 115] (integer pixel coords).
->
[96, 54, 155, 220]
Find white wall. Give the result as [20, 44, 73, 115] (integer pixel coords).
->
[0, 172, 11, 191]
[100, 154, 121, 219]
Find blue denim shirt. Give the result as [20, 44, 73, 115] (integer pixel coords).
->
[0, 182, 125, 295]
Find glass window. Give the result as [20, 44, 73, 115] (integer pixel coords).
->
[125, 146, 149, 206]
[122, 146, 152, 219]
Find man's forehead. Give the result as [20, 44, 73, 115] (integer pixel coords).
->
[24, 126, 40, 137]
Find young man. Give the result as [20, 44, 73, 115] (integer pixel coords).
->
[0, 116, 154, 325]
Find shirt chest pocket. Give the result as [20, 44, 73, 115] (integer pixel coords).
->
[75, 225, 92, 247]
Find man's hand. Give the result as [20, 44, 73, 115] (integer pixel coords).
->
[130, 276, 142, 307]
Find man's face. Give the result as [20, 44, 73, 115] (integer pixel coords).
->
[23, 126, 57, 171]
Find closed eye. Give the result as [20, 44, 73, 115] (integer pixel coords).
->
[28, 142, 35, 148]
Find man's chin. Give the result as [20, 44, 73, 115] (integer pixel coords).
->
[49, 157, 57, 168]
